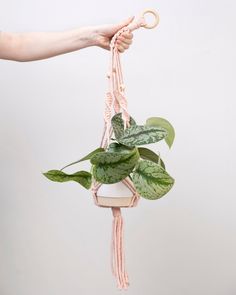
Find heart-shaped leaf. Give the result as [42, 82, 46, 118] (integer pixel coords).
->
[91, 147, 139, 184]
[43, 170, 92, 189]
[90, 147, 136, 165]
[138, 147, 165, 169]
[146, 117, 175, 148]
[132, 160, 174, 200]
[111, 112, 136, 140]
[118, 125, 167, 147]
[60, 147, 104, 171]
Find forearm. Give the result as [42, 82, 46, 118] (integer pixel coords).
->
[0, 27, 99, 62]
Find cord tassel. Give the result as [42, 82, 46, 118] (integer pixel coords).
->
[111, 207, 129, 289]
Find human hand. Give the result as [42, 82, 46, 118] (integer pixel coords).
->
[93, 16, 134, 53]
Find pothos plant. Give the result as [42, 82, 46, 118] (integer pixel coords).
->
[43, 113, 175, 200]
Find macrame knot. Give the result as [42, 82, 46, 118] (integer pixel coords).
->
[104, 92, 113, 123]
[112, 207, 121, 218]
[119, 83, 125, 92]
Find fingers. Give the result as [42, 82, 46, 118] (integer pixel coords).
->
[116, 31, 133, 53]
[117, 31, 133, 42]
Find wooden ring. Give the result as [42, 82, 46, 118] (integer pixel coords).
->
[142, 9, 160, 29]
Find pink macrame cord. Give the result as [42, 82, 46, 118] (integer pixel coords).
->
[91, 15, 147, 290]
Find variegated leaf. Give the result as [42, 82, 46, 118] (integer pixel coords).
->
[91, 148, 139, 184]
[111, 112, 136, 140]
[132, 160, 174, 200]
[118, 125, 167, 147]
[107, 142, 134, 153]
[43, 170, 92, 189]
[90, 147, 136, 165]
[138, 147, 165, 169]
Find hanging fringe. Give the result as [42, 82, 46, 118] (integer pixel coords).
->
[111, 207, 129, 290]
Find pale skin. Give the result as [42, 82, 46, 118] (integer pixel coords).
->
[0, 17, 134, 62]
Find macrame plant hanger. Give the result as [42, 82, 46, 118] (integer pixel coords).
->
[91, 9, 159, 290]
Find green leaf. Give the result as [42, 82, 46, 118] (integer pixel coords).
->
[111, 112, 136, 140]
[91, 147, 139, 184]
[90, 148, 135, 165]
[138, 147, 165, 169]
[146, 117, 175, 148]
[118, 125, 167, 147]
[107, 142, 134, 153]
[132, 160, 174, 200]
[43, 170, 92, 189]
[60, 147, 104, 171]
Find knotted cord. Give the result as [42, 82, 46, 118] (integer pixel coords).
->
[90, 11, 158, 289]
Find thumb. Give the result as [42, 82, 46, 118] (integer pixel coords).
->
[114, 16, 135, 31]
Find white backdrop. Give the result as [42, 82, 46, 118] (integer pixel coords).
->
[1, 0, 236, 294]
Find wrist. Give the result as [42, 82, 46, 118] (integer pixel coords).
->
[76, 26, 100, 48]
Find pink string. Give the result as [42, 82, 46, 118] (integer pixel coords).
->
[91, 15, 146, 289]
[111, 207, 129, 290]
